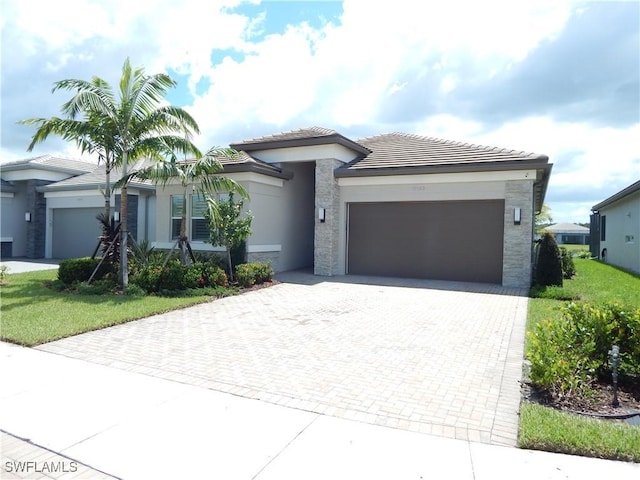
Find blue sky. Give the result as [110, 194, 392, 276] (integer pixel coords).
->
[1, 0, 638, 223]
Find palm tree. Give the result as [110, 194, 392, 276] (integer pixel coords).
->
[121, 148, 249, 266]
[20, 110, 118, 221]
[21, 58, 201, 287]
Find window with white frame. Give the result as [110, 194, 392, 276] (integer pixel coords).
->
[171, 195, 185, 239]
[191, 195, 209, 241]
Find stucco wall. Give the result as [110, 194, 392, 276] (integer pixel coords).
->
[0, 184, 28, 257]
[152, 171, 315, 273]
[599, 190, 640, 274]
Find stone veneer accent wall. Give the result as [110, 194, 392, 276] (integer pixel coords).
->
[247, 251, 280, 272]
[314, 158, 343, 275]
[26, 179, 51, 258]
[502, 180, 535, 288]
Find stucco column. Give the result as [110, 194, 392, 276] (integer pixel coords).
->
[503, 180, 535, 288]
[314, 158, 342, 275]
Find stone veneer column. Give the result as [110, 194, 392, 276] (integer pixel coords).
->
[314, 158, 342, 276]
[26, 179, 50, 258]
[502, 180, 535, 288]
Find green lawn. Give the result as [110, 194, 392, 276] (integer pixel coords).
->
[522, 259, 640, 462]
[519, 403, 640, 462]
[0, 270, 230, 346]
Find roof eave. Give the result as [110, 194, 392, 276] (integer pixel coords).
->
[222, 162, 294, 180]
[591, 179, 640, 211]
[38, 181, 156, 193]
[334, 159, 552, 178]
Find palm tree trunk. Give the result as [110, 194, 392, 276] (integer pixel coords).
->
[119, 152, 129, 288]
[227, 247, 234, 282]
[104, 165, 111, 221]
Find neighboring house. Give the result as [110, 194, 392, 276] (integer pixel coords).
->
[0, 155, 95, 258]
[1, 128, 553, 288]
[545, 222, 590, 245]
[0, 155, 153, 259]
[590, 179, 640, 274]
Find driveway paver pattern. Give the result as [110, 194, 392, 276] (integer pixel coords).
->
[38, 272, 529, 446]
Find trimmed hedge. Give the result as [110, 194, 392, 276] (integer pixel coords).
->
[130, 261, 228, 294]
[58, 257, 114, 285]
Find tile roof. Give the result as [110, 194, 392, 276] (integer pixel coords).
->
[340, 132, 548, 173]
[592, 179, 640, 211]
[1, 154, 96, 174]
[230, 126, 371, 155]
[546, 222, 589, 234]
[39, 159, 155, 192]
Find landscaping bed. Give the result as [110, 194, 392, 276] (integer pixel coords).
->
[522, 257, 640, 462]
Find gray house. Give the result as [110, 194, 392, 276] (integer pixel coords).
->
[545, 222, 590, 245]
[590, 179, 640, 274]
[0, 155, 95, 258]
[1, 128, 552, 288]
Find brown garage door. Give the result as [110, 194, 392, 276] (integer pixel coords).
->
[347, 200, 504, 284]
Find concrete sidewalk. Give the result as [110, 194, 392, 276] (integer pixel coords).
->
[0, 259, 60, 274]
[1, 343, 637, 479]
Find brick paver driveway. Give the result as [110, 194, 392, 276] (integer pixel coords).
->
[38, 271, 529, 446]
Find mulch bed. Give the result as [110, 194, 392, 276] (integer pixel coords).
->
[524, 372, 640, 418]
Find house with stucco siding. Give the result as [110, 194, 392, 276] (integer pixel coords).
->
[590, 179, 640, 274]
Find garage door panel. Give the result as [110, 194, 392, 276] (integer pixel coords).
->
[52, 208, 103, 259]
[347, 200, 504, 284]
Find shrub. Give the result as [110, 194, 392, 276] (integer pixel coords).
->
[192, 262, 228, 287]
[0, 265, 8, 284]
[535, 233, 563, 287]
[124, 284, 147, 297]
[528, 302, 640, 397]
[559, 247, 576, 279]
[130, 261, 228, 293]
[75, 279, 116, 295]
[58, 257, 114, 285]
[235, 262, 274, 288]
[576, 250, 592, 259]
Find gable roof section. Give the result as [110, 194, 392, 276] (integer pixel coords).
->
[1, 154, 96, 175]
[592, 179, 640, 211]
[230, 126, 371, 156]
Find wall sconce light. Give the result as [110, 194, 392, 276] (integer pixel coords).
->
[113, 211, 120, 222]
[514, 207, 521, 225]
[318, 207, 326, 223]
[25, 212, 31, 222]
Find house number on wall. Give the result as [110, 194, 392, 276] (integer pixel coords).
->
[412, 185, 426, 191]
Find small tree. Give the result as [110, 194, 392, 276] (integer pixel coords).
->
[535, 204, 553, 235]
[206, 193, 253, 282]
[535, 232, 563, 287]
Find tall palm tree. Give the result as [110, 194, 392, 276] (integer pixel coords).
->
[121, 148, 249, 266]
[21, 58, 201, 287]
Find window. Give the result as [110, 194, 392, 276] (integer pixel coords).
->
[600, 215, 606, 242]
[171, 195, 184, 239]
[625, 235, 635, 244]
[191, 195, 209, 241]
